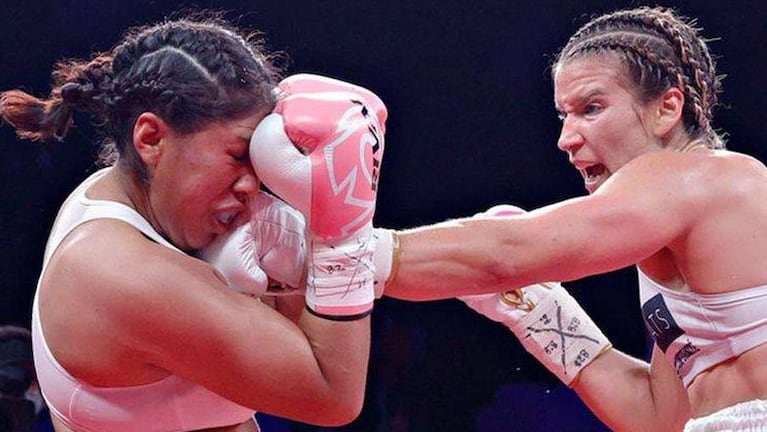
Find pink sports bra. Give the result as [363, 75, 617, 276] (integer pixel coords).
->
[32, 169, 257, 431]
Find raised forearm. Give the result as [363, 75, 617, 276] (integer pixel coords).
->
[294, 313, 371, 425]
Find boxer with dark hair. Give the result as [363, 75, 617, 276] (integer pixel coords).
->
[1, 13, 387, 432]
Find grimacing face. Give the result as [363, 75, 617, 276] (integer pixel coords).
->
[147, 111, 265, 250]
[554, 57, 664, 194]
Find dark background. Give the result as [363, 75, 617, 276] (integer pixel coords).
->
[1, 1, 765, 431]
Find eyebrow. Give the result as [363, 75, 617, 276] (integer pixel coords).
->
[230, 124, 257, 141]
[556, 87, 605, 112]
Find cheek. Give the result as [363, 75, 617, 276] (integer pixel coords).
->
[591, 112, 633, 147]
[179, 176, 223, 212]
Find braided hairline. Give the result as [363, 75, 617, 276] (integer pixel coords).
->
[640, 10, 720, 127]
[566, 36, 709, 131]
[94, 17, 278, 176]
[0, 13, 279, 154]
[150, 46, 217, 84]
[109, 23, 218, 94]
[562, 7, 723, 148]
[60, 16, 277, 111]
[108, 46, 219, 110]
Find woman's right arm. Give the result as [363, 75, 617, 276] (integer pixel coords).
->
[80, 224, 370, 426]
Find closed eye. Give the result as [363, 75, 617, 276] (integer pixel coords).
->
[230, 140, 251, 163]
[232, 152, 250, 164]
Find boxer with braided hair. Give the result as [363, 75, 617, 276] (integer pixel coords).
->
[1, 12, 387, 432]
[558, 6, 723, 150]
[371, 7, 767, 431]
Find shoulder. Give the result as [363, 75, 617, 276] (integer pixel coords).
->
[622, 148, 763, 178]
[57, 218, 198, 287]
[603, 149, 765, 203]
[41, 217, 269, 382]
[48, 217, 225, 337]
[580, 149, 766, 242]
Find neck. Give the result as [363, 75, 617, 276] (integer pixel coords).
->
[679, 140, 709, 153]
[113, 164, 163, 236]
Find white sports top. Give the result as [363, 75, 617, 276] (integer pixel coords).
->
[638, 267, 767, 388]
[32, 168, 257, 431]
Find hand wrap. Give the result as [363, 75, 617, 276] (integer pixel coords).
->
[459, 204, 611, 385]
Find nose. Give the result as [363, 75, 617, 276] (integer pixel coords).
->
[233, 167, 260, 204]
[556, 118, 584, 156]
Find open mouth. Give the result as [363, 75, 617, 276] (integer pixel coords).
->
[579, 163, 609, 193]
[583, 164, 606, 185]
[214, 210, 240, 231]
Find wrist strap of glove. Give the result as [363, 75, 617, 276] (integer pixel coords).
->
[372, 228, 400, 298]
[304, 225, 375, 320]
[506, 284, 612, 386]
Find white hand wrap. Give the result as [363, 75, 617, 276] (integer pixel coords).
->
[304, 225, 375, 318]
[261, 226, 399, 299]
[461, 283, 611, 386]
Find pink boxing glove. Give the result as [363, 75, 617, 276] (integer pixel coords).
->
[473, 204, 526, 218]
[277, 74, 387, 136]
[250, 74, 386, 320]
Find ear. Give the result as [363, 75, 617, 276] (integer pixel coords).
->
[133, 112, 169, 167]
[653, 87, 685, 138]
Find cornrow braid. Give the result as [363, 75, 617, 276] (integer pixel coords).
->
[0, 54, 114, 142]
[555, 6, 724, 149]
[0, 12, 282, 181]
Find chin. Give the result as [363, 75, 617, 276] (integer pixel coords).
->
[189, 236, 214, 252]
[584, 180, 602, 194]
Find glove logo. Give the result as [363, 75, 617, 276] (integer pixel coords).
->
[322, 100, 384, 237]
[673, 340, 700, 376]
[357, 102, 383, 192]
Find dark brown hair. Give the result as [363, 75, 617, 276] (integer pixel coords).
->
[553, 7, 724, 149]
[0, 12, 283, 180]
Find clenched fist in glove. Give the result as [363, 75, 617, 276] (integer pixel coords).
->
[249, 74, 387, 320]
[200, 191, 307, 298]
[459, 205, 612, 386]
[201, 194, 397, 299]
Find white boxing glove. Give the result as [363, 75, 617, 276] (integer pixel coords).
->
[250, 74, 387, 320]
[200, 191, 307, 298]
[460, 283, 611, 386]
[459, 204, 611, 386]
[202, 199, 396, 298]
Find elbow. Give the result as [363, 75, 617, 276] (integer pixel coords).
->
[246, 380, 365, 427]
[292, 383, 365, 427]
[308, 393, 365, 427]
[331, 389, 365, 426]
[328, 401, 364, 427]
